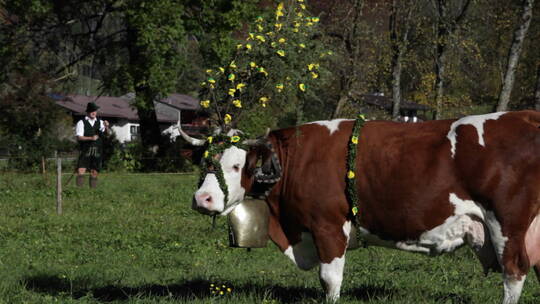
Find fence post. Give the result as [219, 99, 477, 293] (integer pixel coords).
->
[56, 151, 62, 215]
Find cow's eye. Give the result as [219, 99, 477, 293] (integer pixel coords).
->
[233, 164, 240, 172]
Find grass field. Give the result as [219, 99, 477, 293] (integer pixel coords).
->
[0, 173, 539, 304]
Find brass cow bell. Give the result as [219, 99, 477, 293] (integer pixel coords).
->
[228, 198, 270, 248]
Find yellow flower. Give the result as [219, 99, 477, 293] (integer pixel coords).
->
[219, 67, 225, 73]
[297, 12, 303, 17]
[347, 171, 355, 179]
[293, 28, 299, 33]
[256, 16, 263, 22]
[299, 83, 306, 92]
[267, 31, 274, 36]
[298, 0, 304, 2]
[227, 288, 232, 293]
[306, 22, 313, 26]
[236, 43, 243, 49]
[204, 151, 209, 158]
[351, 136, 358, 144]
[233, 99, 242, 108]
[271, 42, 277, 47]
[228, 88, 236, 96]
[220, 291, 224, 295]
[276, 10, 284, 18]
[208, 78, 216, 84]
[224, 114, 232, 124]
[260, 97, 269, 107]
[277, 2, 284, 10]
[358, 114, 366, 120]
[300, 4, 306, 9]
[200, 100, 210, 108]
[207, 136, 213, 143]
[311, 72, 318, 79]
[236, 83, 246, 90]
[294, 22, 300, 28]
[299, 43, 306, 48]
[276, 83, 284, 92]
[256, 35, 266, 42]
[258, 67, 268, 76]
[312, 17, 320, 22]
[206, 69, 213, 74]
[248, 33, 254, 40]
[278, 38, 286, 43]
[307, 63, 316, 71]
[275, 23, 282, 30]
[257, 24, 263, 32]
[276, 50, 285, 57]
[229, 61, 237, 69]
[231, 135, 240, 143]
[352, 206, 358, 215]
[228, 74, 235, 81]
[250, 61, 257, 68]
[200, 81, 207, 87]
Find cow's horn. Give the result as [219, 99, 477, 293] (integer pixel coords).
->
[177, 127, 207, 146]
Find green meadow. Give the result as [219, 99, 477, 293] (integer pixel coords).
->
[0, 173, 538, 303]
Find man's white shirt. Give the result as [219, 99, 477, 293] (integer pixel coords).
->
[75, 116, 106, 137]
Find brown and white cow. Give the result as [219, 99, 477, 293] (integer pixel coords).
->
[184, 110, 540, 304]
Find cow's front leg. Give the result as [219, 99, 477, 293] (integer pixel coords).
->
[314, 220, 351, 302]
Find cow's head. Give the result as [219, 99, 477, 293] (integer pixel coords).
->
[180, 128, 278, 216]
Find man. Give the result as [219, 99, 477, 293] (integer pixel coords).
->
[75, 102, 109, 188]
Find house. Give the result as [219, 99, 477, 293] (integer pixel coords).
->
[53, 93, 207, 143]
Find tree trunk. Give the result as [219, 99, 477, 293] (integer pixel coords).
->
[496, 0, 534, 112]
[434, 48, 446, 120]
[535, 64, 540, 111]
[433, 0, 448, 120]
[332, 93, 349, 119]
[391, 51, 403, 120]
[126, 25, 165, 165]
[390, 0, 412, 120]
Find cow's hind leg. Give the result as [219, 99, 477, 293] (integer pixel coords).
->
[485, 212, 530, 304]
[314, 221, 351, 302]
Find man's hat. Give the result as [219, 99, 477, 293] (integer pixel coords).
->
[85, 102, 100, 113]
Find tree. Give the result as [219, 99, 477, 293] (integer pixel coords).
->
[432, 0, 471, 119]
[389, 0, 418, 120]
[496, 0, 535, 111]
[198, 0, 332, 133]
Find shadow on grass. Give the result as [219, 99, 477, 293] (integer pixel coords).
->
[23, 274, 321, 303]
[23, 274, 471, 303]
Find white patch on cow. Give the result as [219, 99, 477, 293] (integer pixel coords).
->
[503, 274, 525, 304]
[363, 193, 486, 255]
[308, 119, 351, 135]
[283, 232, 318, 270]
[396, 193, 485, 255]
[446, 112, 506, 158]
[194, 146, 247, 215]
[320, 255, 345, 303]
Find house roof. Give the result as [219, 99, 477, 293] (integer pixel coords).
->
[54, 93, 200, 123]
[354, 93, 431, 111]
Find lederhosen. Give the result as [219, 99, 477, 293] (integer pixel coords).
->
[77, 119, 103, 171]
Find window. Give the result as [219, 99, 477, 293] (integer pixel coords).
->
[130, 125, 140, 141]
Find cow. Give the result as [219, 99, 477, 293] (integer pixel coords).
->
[180, 110, 540, 304]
